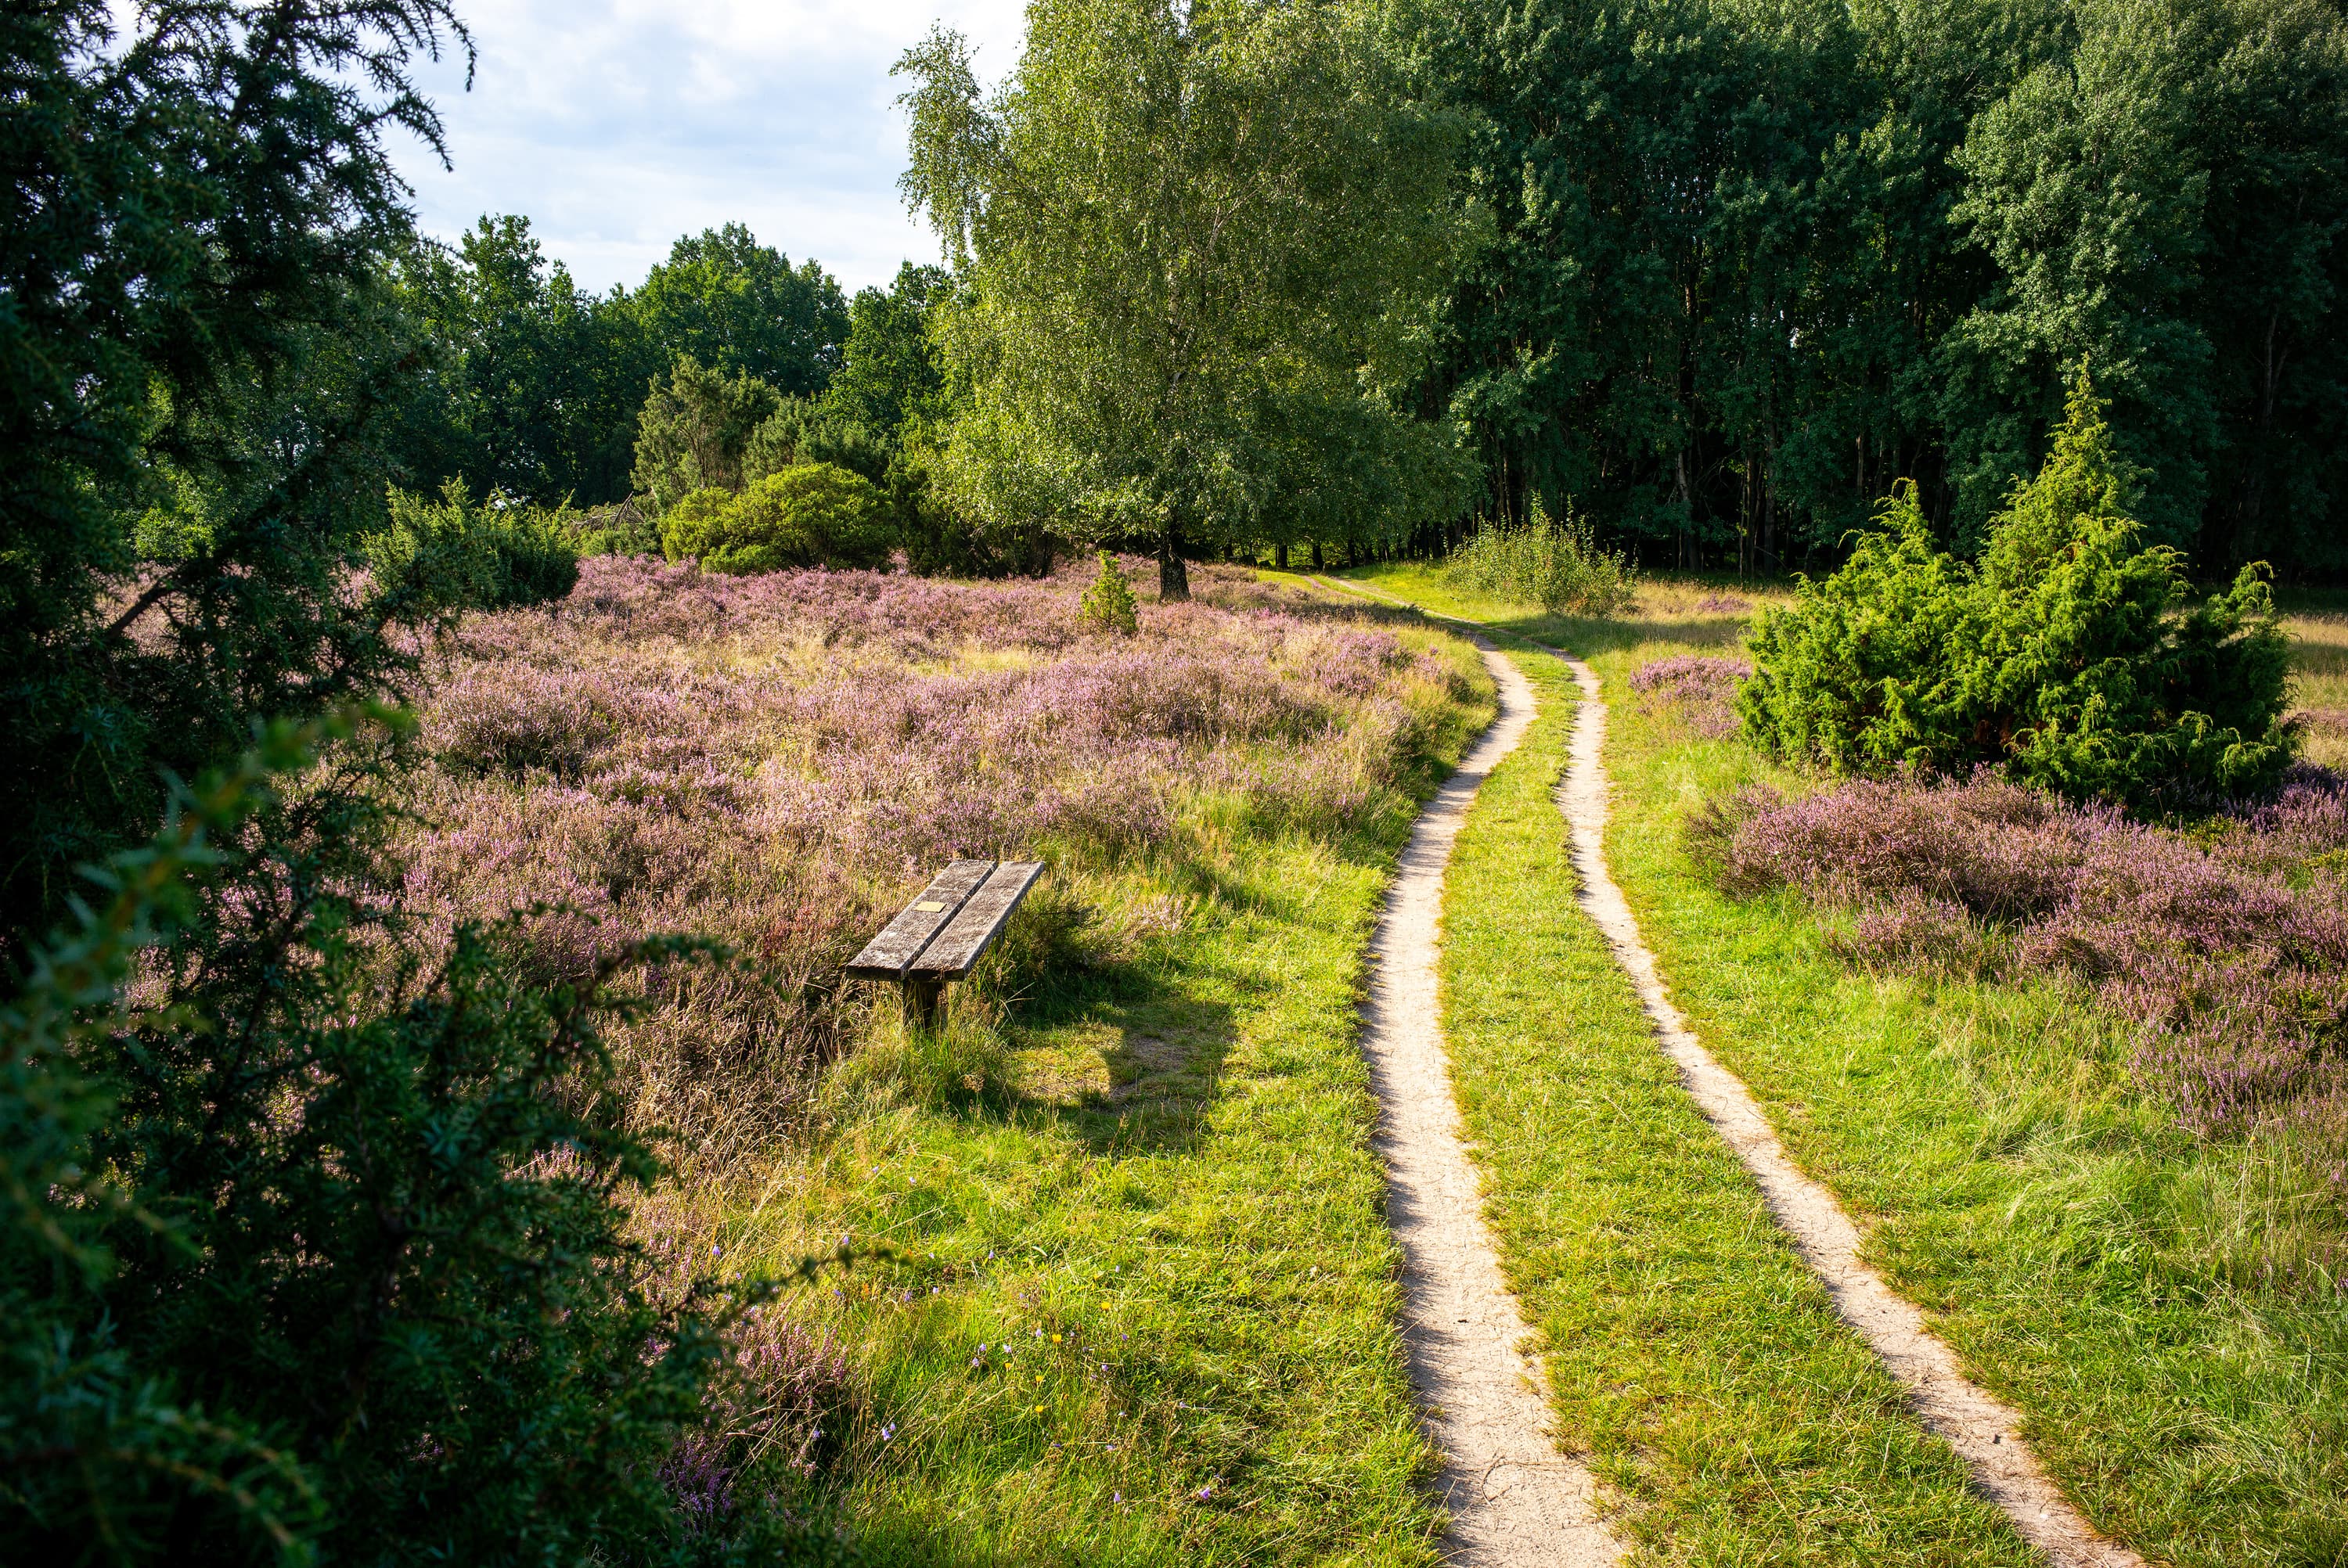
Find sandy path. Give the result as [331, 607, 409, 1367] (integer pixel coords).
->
[1365, 642, 1622, 1567]
[1317, 573, 2144, 1568]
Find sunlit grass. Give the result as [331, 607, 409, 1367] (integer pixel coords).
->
[707, 650, 1498, 1562]
[1441, 646, 2033, 1563]
[2281, 600, 2348, 772]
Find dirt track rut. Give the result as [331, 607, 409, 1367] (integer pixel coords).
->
[1363, 642, 1622, 1566]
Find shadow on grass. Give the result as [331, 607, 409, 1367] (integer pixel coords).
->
[1310, 563, 1754, 659]
[938, 932, 1244, 1159]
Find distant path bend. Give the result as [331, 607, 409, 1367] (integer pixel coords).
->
[1365, 638, 1622, 1566]
[1320, 574, 2148, 1568]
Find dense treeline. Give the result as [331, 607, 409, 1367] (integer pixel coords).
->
[1412, 0, 2348, 577]
[384, 217, 849, 508]
[360, 0, 2348, 584]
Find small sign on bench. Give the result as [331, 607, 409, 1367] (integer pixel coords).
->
[845, 859, 1045, 1027]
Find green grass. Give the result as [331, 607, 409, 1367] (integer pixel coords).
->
[714, 631, 1496, 1563]
[1334, 560, 2348, 1568]
[1439, 646, 2033, 1565]
[2280, 600, 2348, 771]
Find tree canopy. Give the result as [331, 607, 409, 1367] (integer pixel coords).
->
[896, 0, 1472, 597]
[1408, 0, 2348, 577]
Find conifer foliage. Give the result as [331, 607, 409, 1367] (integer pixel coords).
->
[1078, 552, 1141, 634]
[1740, 375, 2292, 807]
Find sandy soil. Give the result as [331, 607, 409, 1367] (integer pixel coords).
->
[1362, 642, 1623, 1566]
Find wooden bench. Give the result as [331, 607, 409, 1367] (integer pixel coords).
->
[845, 859, 1046, 1028]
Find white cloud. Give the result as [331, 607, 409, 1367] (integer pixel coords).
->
[387, 0, 1027, 293]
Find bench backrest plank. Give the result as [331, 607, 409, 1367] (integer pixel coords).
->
[844, 859, 995, 979]
[908, 861, 1044, 979]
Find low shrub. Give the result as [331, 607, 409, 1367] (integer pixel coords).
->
[1078, 552, 1140, 634]
[368, 480, 582, 610]
[661, 466, 895, 575]
[1444, 496, 1637, 617]
[1631, 656, 1751, 739]
[1739, 376, 2292, 809]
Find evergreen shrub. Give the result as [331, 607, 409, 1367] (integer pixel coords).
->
[0, 717, 855, 1565]
[1078, 552, 1140, 634]
[1739, 378, 2292, 808]
[369, 481, 581, 610]
[661, 465, 895, 574]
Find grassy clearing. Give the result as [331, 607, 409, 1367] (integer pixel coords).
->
[1439, 645, 2033, 1565]
[2280, 590, 2348, 772]
[708, 628, 1494, 1563]
[1331, 562, 2348, 1568]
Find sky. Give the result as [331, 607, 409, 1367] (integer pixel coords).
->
[387, 0, 1028, 296]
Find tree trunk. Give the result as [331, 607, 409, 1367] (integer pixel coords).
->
[1159, 520, 1190, 602]
[1274, 541, 1288, 570]
[1310, 540, 1324, 570]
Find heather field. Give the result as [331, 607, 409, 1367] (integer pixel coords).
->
[401, 554, 1493, 1558]
[1332, 563, 2348, 1566]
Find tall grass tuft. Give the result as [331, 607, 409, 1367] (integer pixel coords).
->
[1443, 495, 1637, 617]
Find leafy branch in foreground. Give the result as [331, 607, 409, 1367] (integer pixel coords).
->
[0, 713, 854, 1565]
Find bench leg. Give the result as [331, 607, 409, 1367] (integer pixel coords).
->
[900, 976, 945, 1031]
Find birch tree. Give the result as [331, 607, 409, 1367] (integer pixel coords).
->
[896, 0, 1468, 597]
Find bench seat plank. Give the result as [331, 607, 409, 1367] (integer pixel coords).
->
[844, 859, 995, 979]
[907, 861, 1044, 979]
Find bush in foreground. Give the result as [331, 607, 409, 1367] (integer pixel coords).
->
[1739, 376, 2292, 809]
[661, 466, 895, 574]
[1, 719, 857, 1564]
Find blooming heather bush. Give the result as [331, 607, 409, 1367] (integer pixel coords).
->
[661, 1303, 859, 1510]
[1689, 772, 2348, 1166]
[1631, 656, 1752, 739]
[402, 555, 1474, 1160]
